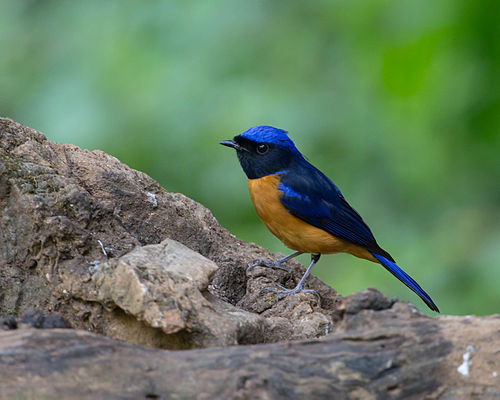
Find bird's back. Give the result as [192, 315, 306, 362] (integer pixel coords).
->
[276, 158, 394, 261]
[247, 170, 384, 261]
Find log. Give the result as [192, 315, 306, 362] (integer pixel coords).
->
[1, 309, 499, 399]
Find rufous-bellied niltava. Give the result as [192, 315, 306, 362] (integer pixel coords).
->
[220, 126, 439, 312]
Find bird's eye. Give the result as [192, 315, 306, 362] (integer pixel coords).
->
[256, 144, 269, 154]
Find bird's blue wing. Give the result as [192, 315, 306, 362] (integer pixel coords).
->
[278, 160, 392, 259]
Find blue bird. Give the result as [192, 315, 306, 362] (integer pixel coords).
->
[220, 126, 439, 312]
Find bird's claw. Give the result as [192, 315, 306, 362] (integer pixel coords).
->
[263, 284, 287, 292]
[247, 258, 272, 271]
[264, 285, 321, 303]
[247, 258, 292, 273]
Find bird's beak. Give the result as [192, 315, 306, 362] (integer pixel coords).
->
[219, 140, 247, 152]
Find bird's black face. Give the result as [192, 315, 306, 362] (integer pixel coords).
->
[220, 135, 294, 179]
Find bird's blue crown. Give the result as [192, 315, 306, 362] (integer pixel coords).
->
[239, 126, 301, 155]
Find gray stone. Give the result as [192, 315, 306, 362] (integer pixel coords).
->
[90, 239, 265, 348]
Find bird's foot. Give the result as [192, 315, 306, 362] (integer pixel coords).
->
[264, 284, 321, 303]
[247, 258, 292, 273]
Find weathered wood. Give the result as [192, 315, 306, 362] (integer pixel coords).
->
[1, 309, 499, 400]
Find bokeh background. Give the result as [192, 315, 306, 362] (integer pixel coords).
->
[1, 0, 498, 315]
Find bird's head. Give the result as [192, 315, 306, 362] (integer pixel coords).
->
[220, 126, 302, 179]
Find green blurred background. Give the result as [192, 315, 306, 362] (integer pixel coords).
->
[1, 0, 498, 316]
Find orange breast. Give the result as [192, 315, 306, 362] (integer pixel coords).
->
[248, 174, 376, 261]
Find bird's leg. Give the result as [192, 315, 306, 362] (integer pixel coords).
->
[266, 253, 321, 302]
[247, 251, 303, 273]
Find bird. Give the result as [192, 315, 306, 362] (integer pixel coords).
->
[220, 126, 439, 312]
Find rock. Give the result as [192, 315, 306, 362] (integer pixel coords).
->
[89, 238, 265, 348]
[20, 309, 70, 329]
[0, 117, 334, 346]
[0, 316, 17, 330]
[1, 310, 69, 331]
[339, 287, 396, 314]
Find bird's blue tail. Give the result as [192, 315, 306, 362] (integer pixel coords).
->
[371, 252, 439, 312]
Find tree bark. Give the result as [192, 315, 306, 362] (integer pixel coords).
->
[1, 310, 499, 400]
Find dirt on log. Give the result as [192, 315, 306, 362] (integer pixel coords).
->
[0, 117, 499, 399]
